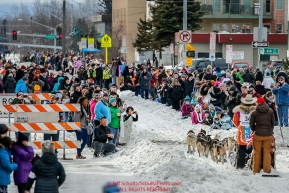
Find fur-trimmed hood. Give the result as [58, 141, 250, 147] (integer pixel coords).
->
[233, 105, 256, 114]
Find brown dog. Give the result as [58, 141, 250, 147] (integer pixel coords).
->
[196, 128, 211, 157]
[186, 130, 196, 154]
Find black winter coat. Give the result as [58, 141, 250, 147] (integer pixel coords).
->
[184, 79, 195, 96]
[255, 71, 263, 82]
[203, 73, 214, 81]
[39, 75, 50, 92]
[25, 153, 66, 193]
[224, 94, 241, 118]
[255, 85, 266, 95]
[4, 76, 16, 93]
[157, 84, 169, 98]
[94, 125, 112, 143]
[242, 72, 255, 84]
[70, 91, 82, 103]
[15, 69, 25, 82]
[168, 85, 184, 100]
[95, 68, 103, 80]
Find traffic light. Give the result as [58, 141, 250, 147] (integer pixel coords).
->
[59, 33, 63, 39]
[12, 30, 17, 40]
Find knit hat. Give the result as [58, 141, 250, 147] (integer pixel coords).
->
[17, 132, 29, 145]
[21, 65, 26, 69]
[0, 124, 8, 135]
[109, 97, 117, 104]
[184, 96, 190, 102]
[42, 140, 55, 154]
[257, 97, 266, 104]
[103, 93, 109, 97]
[278, 76, 285, 80]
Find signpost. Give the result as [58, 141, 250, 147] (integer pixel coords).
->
[81, 38, 87, 50]
[101, 34, 112, 64]
[209, 32, 216, 63]
[45, 34, 57, 39]
[259, 48, 279, 55]
[226, 45, 233, 69]
[252, 41, 269, 48]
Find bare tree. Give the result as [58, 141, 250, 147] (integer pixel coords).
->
[109, 21, 125, 58]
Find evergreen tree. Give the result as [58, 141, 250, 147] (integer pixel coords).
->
[282, 58, 289, 77]
[98, 0, 112, 15]
[150, 0, 204, 47]
[132, 19, 164, 53]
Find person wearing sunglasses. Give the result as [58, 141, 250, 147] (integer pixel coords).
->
[272, 76, 289, 127]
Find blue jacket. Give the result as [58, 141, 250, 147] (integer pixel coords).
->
[94, 100, 111, 124]
[15, 79, 27, 94]
[272, 83, 289, 105]
[0, 147, 18, 186]
[53, 77, 64, 92]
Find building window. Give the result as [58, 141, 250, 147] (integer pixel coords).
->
[263, 24, 271, 33]
[276, 24, 282, 33]
[276, 0, 282, 9]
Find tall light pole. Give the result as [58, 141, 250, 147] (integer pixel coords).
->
[258, 0, 263, 70]
[18, 18, 57, 52]
[62, 0, 66, 54]
[182, 0, 187, 67]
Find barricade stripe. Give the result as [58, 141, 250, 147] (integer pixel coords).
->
[32, 94, 51, 100]
[28, 141, 81, 149]
[65, 141, 78, 148]
[43, 123, 58, 130]
[18, 105, 32, 112]
[28, 123, 43, 131]
[3, 105, 16, 112]
[65, 104, 79, 112]
[5, 122, 81, 131]
[34, 104, 47, 112]
[13, 124, 27, 132]
[51, 104, 64, 112]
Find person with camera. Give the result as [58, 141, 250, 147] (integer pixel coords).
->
[272, 76, 289, 127]
[119, 106, 138, 145]
[11, 92, 34, 104]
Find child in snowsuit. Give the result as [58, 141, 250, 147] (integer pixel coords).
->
[181, 96, 194, 119]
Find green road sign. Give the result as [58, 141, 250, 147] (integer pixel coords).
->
[0, 36, 4, 39]
[46, 34, 57, 39]
[260, 48, 279, 55]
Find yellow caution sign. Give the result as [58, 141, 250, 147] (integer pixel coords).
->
[186, 43, 195, 52]
[186, 57, 193, 66]
[101, 34, 112, 48]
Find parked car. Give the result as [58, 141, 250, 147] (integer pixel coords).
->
[231, 61, 251, 69]
[166, 58, 228, 73]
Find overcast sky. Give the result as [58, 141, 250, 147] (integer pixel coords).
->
[0, 0, 82, 4]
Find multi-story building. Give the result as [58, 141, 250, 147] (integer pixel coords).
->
[112, 0, 146, 64]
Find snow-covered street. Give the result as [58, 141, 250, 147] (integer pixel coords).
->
[9, 91, 289, 193]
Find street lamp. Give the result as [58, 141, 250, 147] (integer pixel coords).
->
[17, 18, 58, 52]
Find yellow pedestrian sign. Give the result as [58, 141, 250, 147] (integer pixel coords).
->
[101, 34, 112, 48]
[186, 57, 193, 66]
[186, 43, 195, 52]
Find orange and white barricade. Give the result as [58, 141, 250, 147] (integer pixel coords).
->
[1, 103, 81, 159]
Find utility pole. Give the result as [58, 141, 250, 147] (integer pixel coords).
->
[182, 0, 187, 67]
[62, 0, 66, 54]
[258, 0, 263, 70]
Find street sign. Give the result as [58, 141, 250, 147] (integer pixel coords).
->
[226, 45, 233, 63]
[0, 36, 4, 40]
[186, 57, 192, 66]
[252, 41, 269, 48]
[87, 38, 94, 50]
[209, 32, 216, 52]
[209, 52, 215, 61]
[259, 48, 279, 55]
[121, 47, 127, 54]
[232, 51, 244, 60]
[179, 30, 191, 43]
[45, 34, 57, 39]
[101, 34, 112, 48]
[186, 43, 194, 51]
[81, 38, 87, 49]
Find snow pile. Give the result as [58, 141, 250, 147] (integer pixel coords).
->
[111, 91, 289, 193]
